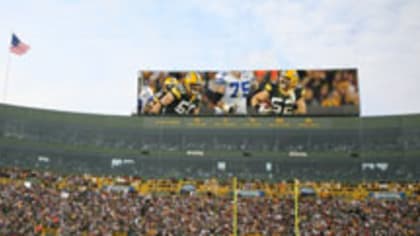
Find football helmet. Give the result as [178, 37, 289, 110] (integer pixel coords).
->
[163, 76, 179, 91]
[184, 72, 204, 95]
[279, 70, 299, 93]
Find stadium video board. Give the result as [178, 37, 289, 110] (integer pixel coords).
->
[137, 69, 359, 116]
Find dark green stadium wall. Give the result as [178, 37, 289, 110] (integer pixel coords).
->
[0, 104, 419, 181]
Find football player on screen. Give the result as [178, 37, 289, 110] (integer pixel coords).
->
[251, 70, 307, 115]
[137, 71, 160, 114]
[148, 72, 203, 115]
[212, 71, 255, 115]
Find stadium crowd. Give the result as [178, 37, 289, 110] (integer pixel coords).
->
[0, 167, 419, 235]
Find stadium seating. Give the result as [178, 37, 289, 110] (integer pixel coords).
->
[0, 104, 419, 181]
[0, 167, 419, 235]
[0, 104, 420, 235]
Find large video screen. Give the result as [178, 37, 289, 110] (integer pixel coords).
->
[137, 70, 359, 116]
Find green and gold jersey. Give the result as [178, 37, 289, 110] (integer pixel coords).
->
[163, 84, 201, 115]
[264, 83, 304, 115]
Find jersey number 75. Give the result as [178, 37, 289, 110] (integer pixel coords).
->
[229, 81, 250, 98]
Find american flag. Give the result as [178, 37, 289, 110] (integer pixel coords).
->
[10, 33, 30, 55]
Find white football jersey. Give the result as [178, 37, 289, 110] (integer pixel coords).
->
[138, 86, 154, 113]
[215, 72, 254, 114]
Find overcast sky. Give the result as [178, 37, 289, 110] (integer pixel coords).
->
[0, 0, 419, 116]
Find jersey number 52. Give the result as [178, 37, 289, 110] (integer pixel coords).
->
[271, 97, 294, 115]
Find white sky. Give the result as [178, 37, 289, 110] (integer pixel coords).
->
[0, 0, 419, 116]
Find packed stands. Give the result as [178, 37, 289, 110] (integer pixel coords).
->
[1, 104, 420, 235]
[0, 167, 419, 235]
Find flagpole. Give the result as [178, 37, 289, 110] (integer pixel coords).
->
[3, 51, 11, 102]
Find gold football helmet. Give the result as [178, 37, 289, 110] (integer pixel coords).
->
[184, 72, 204, 95]
[279, 70, 299, 93]
[163, 76, 179, 91]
